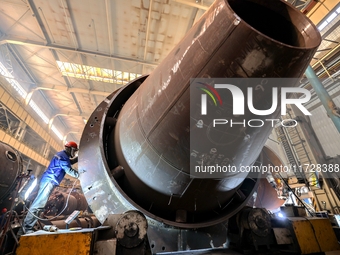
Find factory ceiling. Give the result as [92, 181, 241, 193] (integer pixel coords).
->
[0, 0, 339, 146]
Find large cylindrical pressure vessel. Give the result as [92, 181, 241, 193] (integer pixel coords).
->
[0, 142, 22, 203]
[79, 0, 320, 234]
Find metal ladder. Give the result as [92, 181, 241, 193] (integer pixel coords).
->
[275, 108, 331, 212]
[275, 122, 307, 183]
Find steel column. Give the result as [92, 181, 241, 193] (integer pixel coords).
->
[305, 65, 340, 132]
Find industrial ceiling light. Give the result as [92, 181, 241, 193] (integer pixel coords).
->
[56, 61, 141, 85]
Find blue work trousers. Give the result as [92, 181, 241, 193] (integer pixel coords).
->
[22, 181, 55, 232]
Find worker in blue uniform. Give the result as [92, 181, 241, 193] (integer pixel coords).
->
[18, 141, 79, 235]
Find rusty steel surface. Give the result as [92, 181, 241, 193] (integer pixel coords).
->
[251, 147, 285, 211]
[71, 191, 88, 211]
[253, 178, 285, 211]
[78, 0, 321, 252]
[39, 215, 101, 230]
[44, 191, 88, 216]
[44, 191, 78, 216]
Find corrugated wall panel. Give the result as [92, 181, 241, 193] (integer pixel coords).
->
[11, 101, 19, 114]
[1, 91, 10, 104]
[0, 84, 63, 153]
[31, 121, 38, 132]
[18, 143, 24, 152]
[0, 86, 4, 97]
[20, 111, 28, 122]
[6, 97, 15, 109]
[36, 126, 42, 137]
[22, 146, 28, 155]
[0, 130, 50, 167]
[310, 104, 340, 157]
[27, 116, 33, 127]
[0, 131, 4, 140]
[2, 134, 10, 144]
[16, 106, 24, 119]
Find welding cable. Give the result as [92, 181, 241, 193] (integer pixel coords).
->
[23, 178, 79, 221]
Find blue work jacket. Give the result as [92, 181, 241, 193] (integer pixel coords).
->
[40, 150, 78, 185]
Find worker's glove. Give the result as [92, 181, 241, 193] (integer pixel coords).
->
[67, 168, 80, 179]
